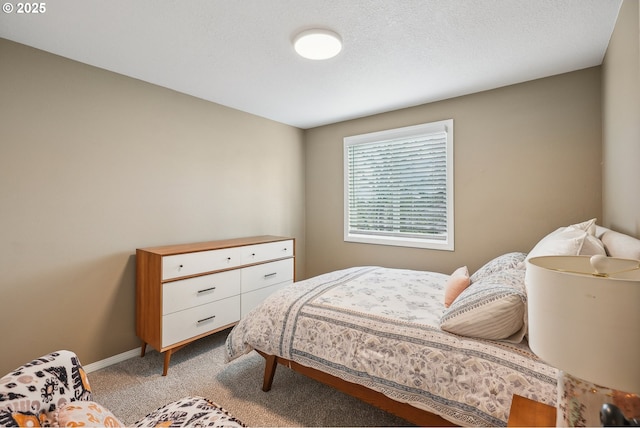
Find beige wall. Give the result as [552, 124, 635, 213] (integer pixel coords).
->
[305, 68, 603, 278]
[602, 0, 640, 237]
[0, 38, 306, 374]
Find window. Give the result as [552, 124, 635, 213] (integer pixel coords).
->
[344, 119, 454, 250]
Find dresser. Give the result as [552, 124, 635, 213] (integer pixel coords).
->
[136, 235, 295, 375]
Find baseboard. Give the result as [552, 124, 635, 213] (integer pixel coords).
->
[84, 347, 141, 373]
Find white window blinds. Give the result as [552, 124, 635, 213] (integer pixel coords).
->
[344, 120, 453, 250]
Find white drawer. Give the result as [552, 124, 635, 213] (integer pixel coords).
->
[240, 240, 294, 265]
[162, 296, 240, 347]
[241, 258, 294, 294]
[162, 247, 242, 280]
[241, 281, 290, 317]
[162, 270, 241, 315]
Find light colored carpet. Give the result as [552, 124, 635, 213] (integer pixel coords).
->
[90, 329, 411, 426]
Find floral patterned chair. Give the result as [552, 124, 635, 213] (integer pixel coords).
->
[0, 350, 245, 427]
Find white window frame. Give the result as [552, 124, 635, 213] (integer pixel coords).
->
[343, 119, 454, 250]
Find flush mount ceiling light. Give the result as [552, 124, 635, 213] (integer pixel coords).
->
[293, 29, 342, 60]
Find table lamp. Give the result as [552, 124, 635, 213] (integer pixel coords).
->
[526, 255, 640, 426]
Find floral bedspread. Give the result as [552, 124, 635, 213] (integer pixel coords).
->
[225, 266, 557, 427]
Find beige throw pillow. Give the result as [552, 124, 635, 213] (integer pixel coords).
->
[440, 268, 527, 343]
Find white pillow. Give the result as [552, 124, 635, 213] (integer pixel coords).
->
[567, 218, 606, 255]
[600, 229, 640, 259]
[526, 219, 605, 261]
[566, 218, 597, 234]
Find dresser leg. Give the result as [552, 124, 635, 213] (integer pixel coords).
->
[140, 341, 147, 358]
[163, 350, 172, 376]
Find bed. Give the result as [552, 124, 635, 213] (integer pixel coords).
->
[225, 220, 640, 426]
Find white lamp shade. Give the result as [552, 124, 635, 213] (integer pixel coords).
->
[526, 255, 640, 394]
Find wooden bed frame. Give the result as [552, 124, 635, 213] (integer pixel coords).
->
[256, 350, 456, 427]
[246, 227, 640, 427]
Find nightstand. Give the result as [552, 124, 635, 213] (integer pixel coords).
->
[507, 394, 557, 427]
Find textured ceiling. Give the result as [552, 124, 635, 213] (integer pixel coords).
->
[0, 0, 623, 129]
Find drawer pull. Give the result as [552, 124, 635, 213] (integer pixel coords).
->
[197, 315, 216, 324]
[197, 287, 216, 294]
[264, 272, 277, 279]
